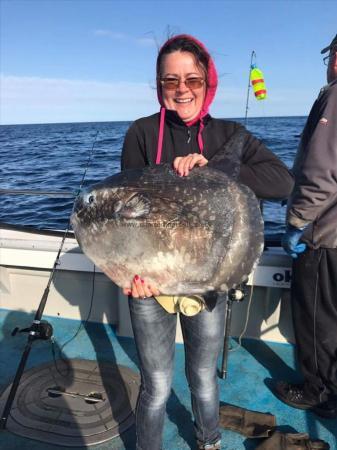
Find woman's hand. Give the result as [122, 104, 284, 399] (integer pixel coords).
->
[123, 275, 160, 298]
[173, 154, 208, 177]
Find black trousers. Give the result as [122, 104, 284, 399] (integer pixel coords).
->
[291, 248, 337, 400]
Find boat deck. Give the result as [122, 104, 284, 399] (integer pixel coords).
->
[0, 309, 336, 450]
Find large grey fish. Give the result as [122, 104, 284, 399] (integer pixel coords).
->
[71, 129, 264, 295]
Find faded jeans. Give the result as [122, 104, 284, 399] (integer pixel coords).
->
[129, 295, 225, 450]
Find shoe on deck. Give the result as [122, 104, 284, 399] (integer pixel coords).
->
[197, 439, 221, 449]
[313, 398, 337, 419]
[273, 381, 337, 419]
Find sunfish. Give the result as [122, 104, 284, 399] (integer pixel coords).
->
[71, 129, 264, 295]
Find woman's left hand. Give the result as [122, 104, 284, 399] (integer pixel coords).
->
[173, 154, 208, 177]
[122, 275, 160, 299]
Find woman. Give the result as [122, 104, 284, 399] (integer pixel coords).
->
[121, 34, 293, 450]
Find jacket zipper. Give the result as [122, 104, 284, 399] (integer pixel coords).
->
[187, 129, 191, 144]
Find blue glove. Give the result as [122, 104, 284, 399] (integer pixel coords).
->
[281, 224, 307, 258]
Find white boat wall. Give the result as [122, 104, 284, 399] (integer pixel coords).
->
[0, 225, 294, 345]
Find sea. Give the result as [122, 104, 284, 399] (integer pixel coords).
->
[0, 116, 306, 235]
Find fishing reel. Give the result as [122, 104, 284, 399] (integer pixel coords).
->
[12, 320, 53, 341]
[228, 283, 248, 303]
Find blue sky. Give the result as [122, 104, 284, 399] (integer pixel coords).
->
[1, 0, 336, 124]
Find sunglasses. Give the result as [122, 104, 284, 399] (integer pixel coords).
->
[323, 52, 336, 66]
[159, 77, 205, 90]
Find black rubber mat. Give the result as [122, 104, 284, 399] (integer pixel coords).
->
[0, 359, 140, 446]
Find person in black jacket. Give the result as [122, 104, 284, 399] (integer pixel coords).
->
[273, 34, 337, 419]
[121, 34, 294, 450]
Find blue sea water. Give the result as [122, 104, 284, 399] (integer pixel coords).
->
[0, 117, 306, 232]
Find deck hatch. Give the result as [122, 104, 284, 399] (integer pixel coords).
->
[0, 359, 140, 446]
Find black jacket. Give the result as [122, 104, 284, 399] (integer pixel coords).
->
[121, 111, 294, 200]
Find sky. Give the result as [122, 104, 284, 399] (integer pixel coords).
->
[0, 0, 336, 125]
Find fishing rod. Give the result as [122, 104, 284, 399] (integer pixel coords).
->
[220, 285, 246, 379]
[0, 131, 99, 430]
[222, 50, 267, 377]
[244, 50, 256, 126]
[0, 189, 76, 197]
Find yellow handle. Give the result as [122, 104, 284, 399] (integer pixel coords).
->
[155, 295, 205, 316]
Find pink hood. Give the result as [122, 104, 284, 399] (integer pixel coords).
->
[155, 35, 218, 163]
[156, 34, 218, 124]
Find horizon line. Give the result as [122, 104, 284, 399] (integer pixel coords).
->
[0, 114, 308, 127]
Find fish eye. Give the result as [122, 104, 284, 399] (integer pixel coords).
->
[82, 192, 96, 206]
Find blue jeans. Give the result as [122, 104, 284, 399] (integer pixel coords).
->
[129, 295, 225, 450]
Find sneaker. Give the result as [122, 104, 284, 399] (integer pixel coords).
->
[197, 439, 221, 449]
[274, 381, 318, 409]
[312, 398, 337, 419]
[273, 381, 337, 419]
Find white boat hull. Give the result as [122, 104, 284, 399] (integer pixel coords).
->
[0, 227, 294, 344]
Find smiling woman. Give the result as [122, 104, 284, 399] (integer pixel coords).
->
[119, 34, 294, 450]
[154, 35, 218, 160]
[159, 51, 206, 122]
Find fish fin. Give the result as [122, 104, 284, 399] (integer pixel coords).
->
[120, 193, 151, 218]
[207, 127, 247, 178]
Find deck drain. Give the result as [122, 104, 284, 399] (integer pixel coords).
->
[0, 359, 140, 446]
